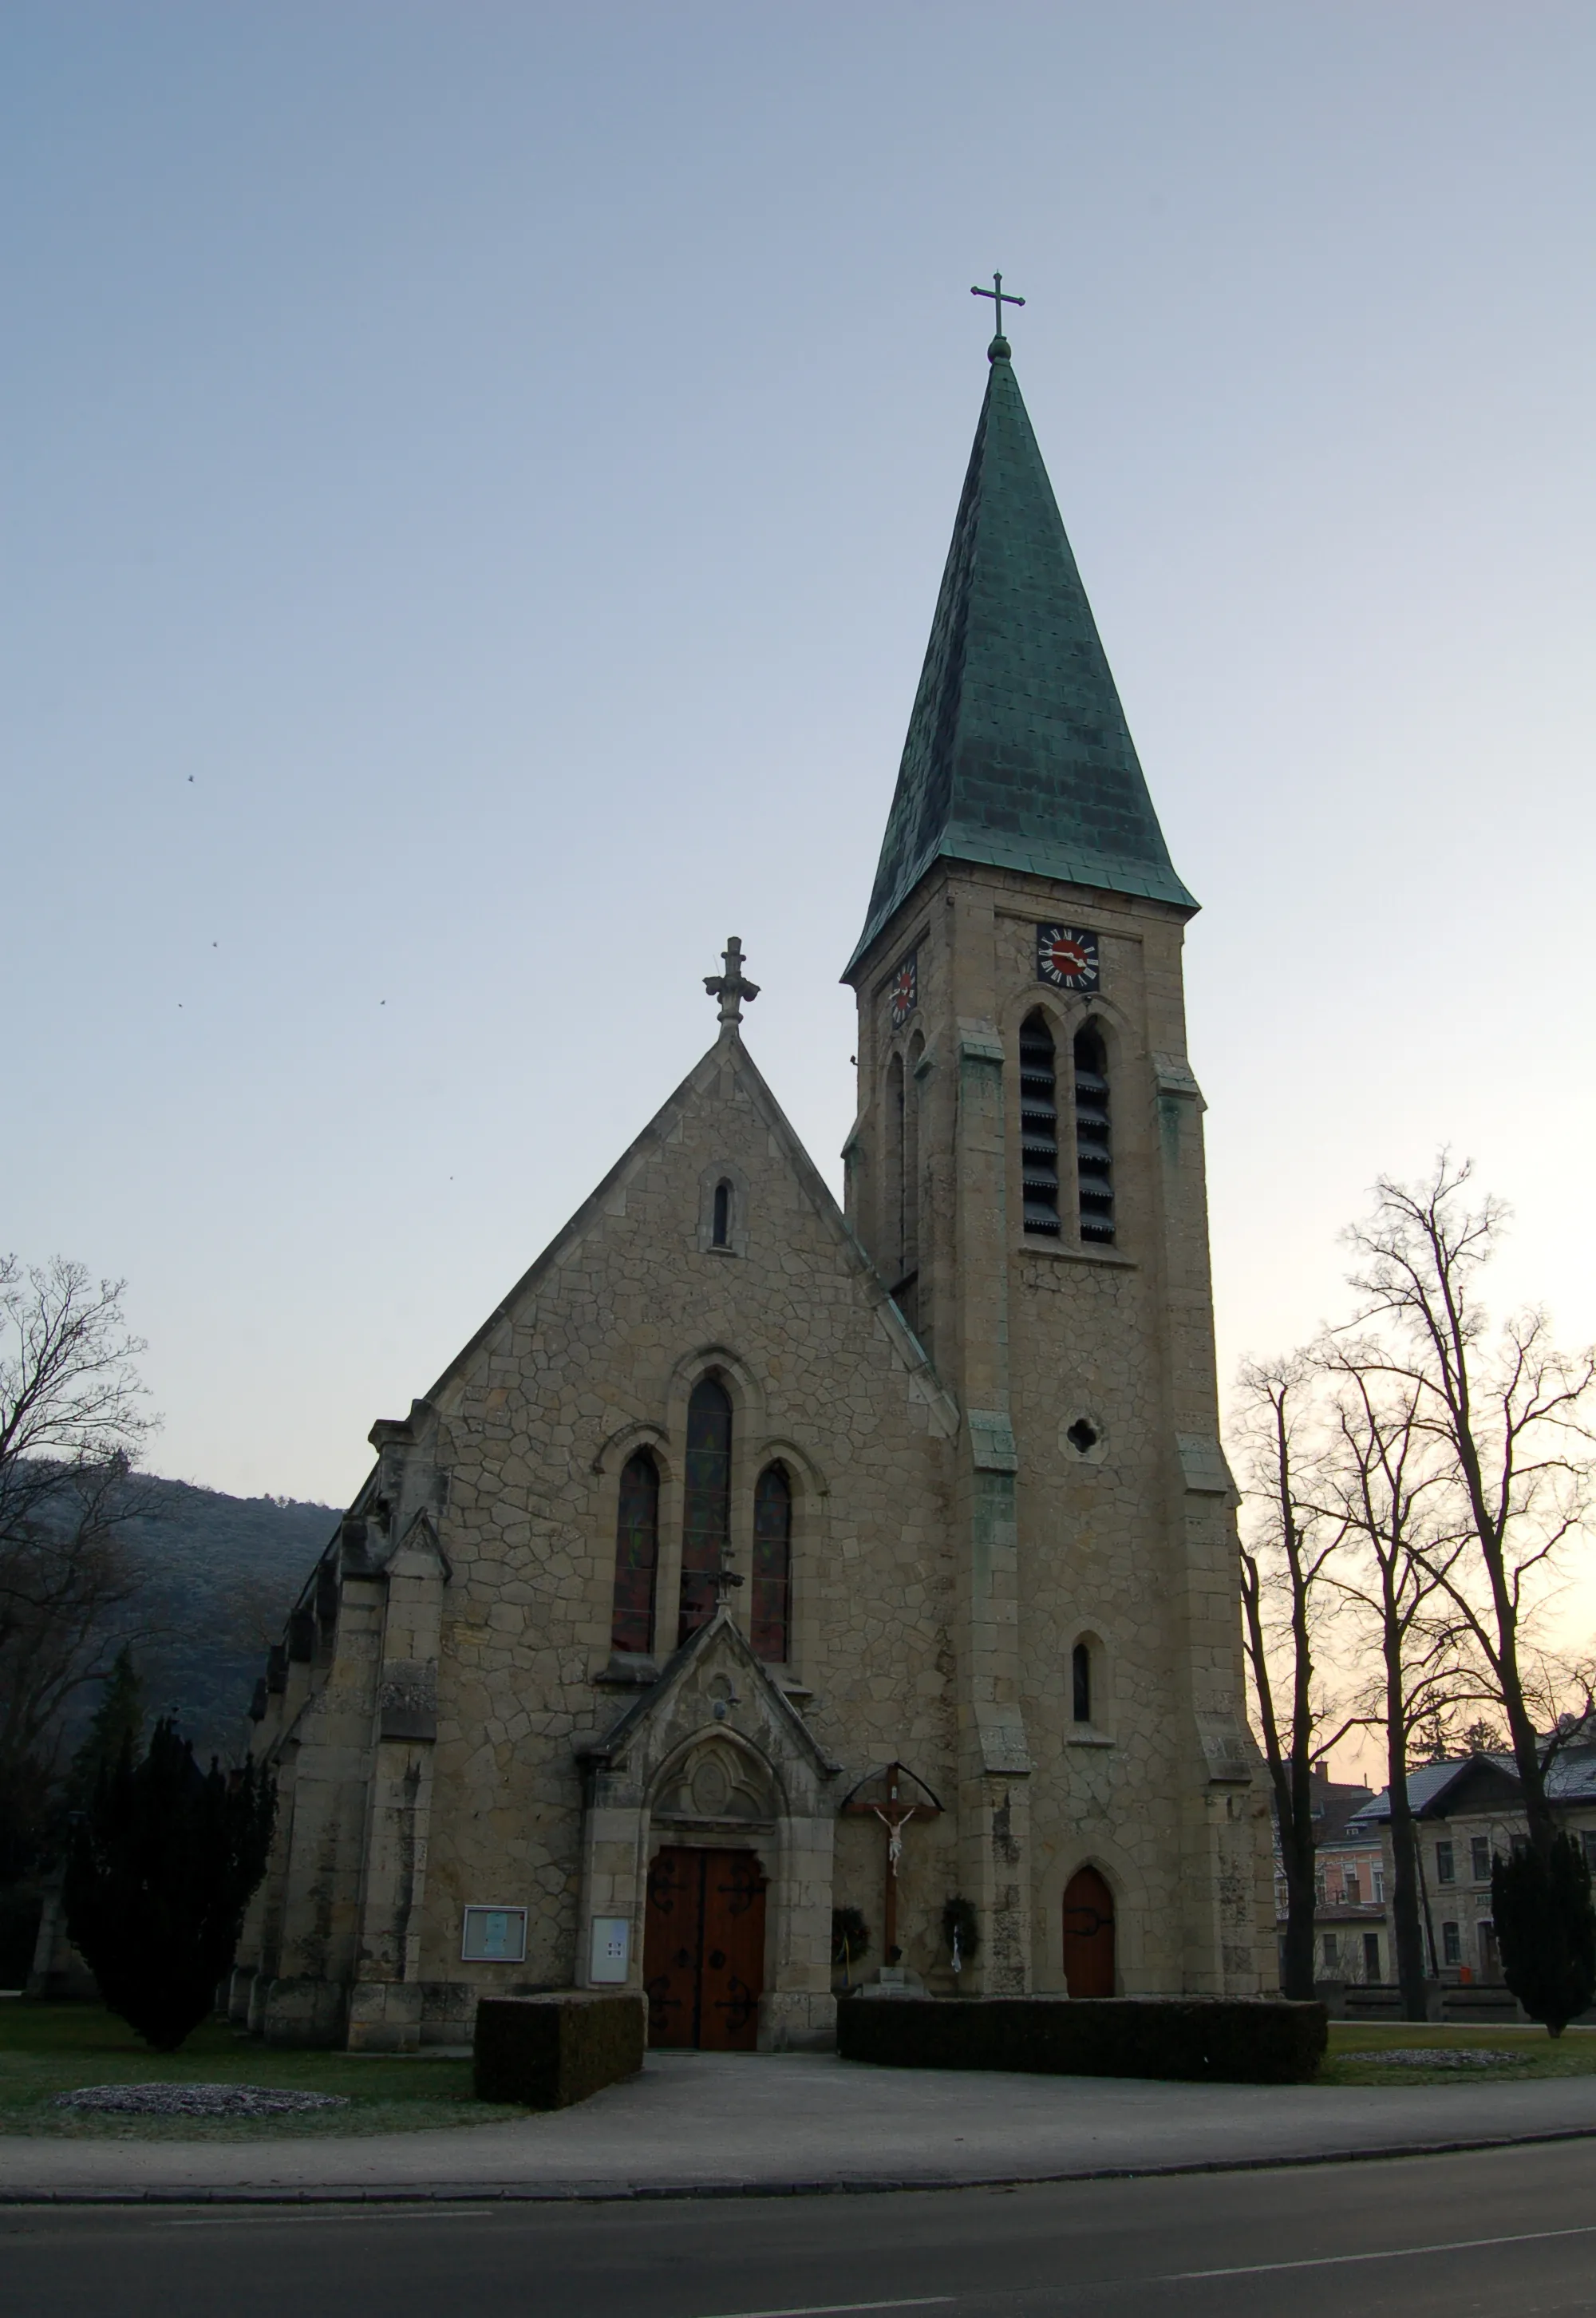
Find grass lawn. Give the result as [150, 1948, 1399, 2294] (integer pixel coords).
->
[1321, 2019, 1596, 2086]
[0, 2001, 527, 2139]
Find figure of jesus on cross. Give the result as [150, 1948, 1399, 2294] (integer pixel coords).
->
[840, 1761, 942, 1968]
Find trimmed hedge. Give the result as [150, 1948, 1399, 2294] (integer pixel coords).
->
[837, 1996, 1326, 2085]
[473, 1991, 646, 2109]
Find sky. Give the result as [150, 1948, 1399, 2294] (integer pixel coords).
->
[5, 3, 1594, 1560]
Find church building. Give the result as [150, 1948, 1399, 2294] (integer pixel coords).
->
[239, 313, 1273, 2051]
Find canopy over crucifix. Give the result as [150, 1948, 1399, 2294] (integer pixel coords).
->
[704, 936, 760, 1026]
[970, 270, 1025, 350]
[839, 1760, 943, 1966]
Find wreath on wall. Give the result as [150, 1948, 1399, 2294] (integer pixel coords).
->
[942, 1896, 980, 1972]
[832, 1906, 871, 1980]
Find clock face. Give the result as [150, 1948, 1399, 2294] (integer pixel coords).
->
[1037, 924, 1100, 991]
[888, 951, 918, 1029]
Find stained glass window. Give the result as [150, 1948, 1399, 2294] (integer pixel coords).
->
[752, 1464, 792, 1662]
[678, 1376, 732, 1645]
[610, 1450, 659, 1655]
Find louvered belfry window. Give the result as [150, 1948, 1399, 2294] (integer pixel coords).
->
[751, 1463, 792, 1663]
[678, 1376, 732, 1645]
[1019, 1011, 1061, 1235]
[610, 1451, 659, 1655]
[1074, 1025, 1115, 1244]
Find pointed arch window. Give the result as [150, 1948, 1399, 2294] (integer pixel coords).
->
[1072, 1640, 1092, 1724]
[751, 1463, 792, 1663]
[1019, 1011, 1061, 1235]
[1074, 1025, 1114, 1244]
[678, 1375, 732, 1645]
[610, 1451, 659, 1655]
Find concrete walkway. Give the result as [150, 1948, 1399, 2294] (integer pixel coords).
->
[6, 2051, 1596, 2202]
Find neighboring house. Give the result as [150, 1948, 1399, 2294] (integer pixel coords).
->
[1349, 1742, 1596, 1986]
[1273, 1774, 1391, 1986]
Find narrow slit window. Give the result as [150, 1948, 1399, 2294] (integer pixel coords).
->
[1019, 1012, 1061, 1236]
[1072, 1640, 1092, 1724]
[751, 1463, 792, 1663]
[1073, 1024, 1114, 1244]
[712, 1179, 732, 1248]
[610, 1451, 659, 1655]
[678, 1376, 732, 1645]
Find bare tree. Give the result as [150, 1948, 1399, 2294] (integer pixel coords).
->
[1346, 1159, 1596, 1859]
[0, 1257, 157, 1865]
[1314, 1348, 1480, 2016]
[1236, 1355, 1356, 2001]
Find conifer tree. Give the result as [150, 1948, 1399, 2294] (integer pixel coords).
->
[63, 1720, 275, 2051]
[1491, 1834, 1596, 2037]
[63, 1646, 144, 1814]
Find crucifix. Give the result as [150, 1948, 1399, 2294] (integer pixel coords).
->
[840, 1761, 943, 1966]
[970, 271, 1025, 343]
[704, 936, 760, 1027]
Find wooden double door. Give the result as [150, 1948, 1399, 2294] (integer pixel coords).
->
[643, 1846, 767, 2050]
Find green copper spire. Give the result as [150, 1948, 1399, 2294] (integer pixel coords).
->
[847, 338, 1195, 975]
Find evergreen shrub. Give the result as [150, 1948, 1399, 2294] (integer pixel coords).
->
[837, 1995, 1327, 2084]
[63, 1720, 275, 2052]
[1492, 1834, 1596, 2036]
[472, 1992, 646, 2107]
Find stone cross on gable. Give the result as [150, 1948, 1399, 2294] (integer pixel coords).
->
[704, 936, 760, 1026]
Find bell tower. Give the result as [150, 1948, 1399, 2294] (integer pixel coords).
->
[843, 307, 1266, 1996]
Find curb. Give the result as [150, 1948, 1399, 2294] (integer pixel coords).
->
[7, 2120, 1596, 2206]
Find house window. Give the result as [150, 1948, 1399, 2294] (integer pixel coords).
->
[678, 1375, 732, 1645]
[712, 1179, 733, 1248]
[610, 1450, 659, 1655]
[1472, 1836, 1492, 1883]
[1073, 1024, 1114, 1244]
[1442, 1921, 1462, 1966]
[1435, 1839, 1455, 1885]
[1363, 1932, 1381, 1980]
[1343, 1869, 1361, 1905]
[750, 1463, 792, 1663]
[1582, 1829, 1596, 1873]
[1321, 1932, 1338, 1968]
[1019, 1012, 1061, 1235]
[1071, 1640, 1092, 1724]
[1373, 1867, 1385, 1902]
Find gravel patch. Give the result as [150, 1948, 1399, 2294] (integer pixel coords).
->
[1359, 2048, 1524, 2070]
[54, 2084, 351, 2118]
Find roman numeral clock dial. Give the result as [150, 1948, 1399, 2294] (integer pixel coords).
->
[1036, 924, 1100, 991]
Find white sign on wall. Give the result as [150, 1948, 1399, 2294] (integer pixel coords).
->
[588, 1915, 630, 1984]
[460, 1905, 528, 1963]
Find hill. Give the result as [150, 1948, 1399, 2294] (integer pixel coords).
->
[114, 1474, 339, 1760]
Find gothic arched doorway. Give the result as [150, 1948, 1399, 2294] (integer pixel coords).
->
[1061, 1865, 1116, 1998]
[643, 1847, 767, 2049]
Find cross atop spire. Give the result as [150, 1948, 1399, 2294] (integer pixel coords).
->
[704, 936, 760, 1026]
[971, 270, 1025, 358]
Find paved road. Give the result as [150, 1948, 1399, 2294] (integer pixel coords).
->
[8, 2141, 1596, 2317]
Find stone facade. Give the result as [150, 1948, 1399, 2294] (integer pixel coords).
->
[239, 338, 1276, 2050]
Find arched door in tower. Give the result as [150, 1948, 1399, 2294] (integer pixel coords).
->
[1061, 1865, 1116, 1998]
